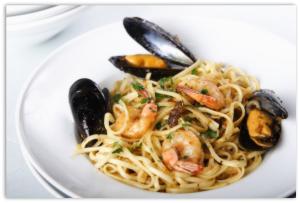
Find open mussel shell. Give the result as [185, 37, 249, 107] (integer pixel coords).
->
[109, 55, 182, 80]
[123, 17, 196, 67]
[240, 112, 281, 151]
[102, 87, 112, 113]
[69, 78, 110, 141]
[248, 89, 288, 119]
[239, 89, 288, 151]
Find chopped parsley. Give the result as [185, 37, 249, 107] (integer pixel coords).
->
[131, 81, 144, 91]
[140, 97, 150, 104]
[202, 129, 218, 139]
[158, 77, 173, 89]
[131, 142, 142, 151]
[191, 68, 198, 75]
[112, 147, 123, 154]
[182, 121, 191, 128]
[166, 133, 174, 140]
[182, 155, 189, 160]
[155, 122, 162, 129]
[194, 103, 203, 108]
[112, 142, 123, 154]
[155, 93, 170, 99]
[183, 116, 193, 122]
[112, 93, 122, 103]
[200, 88, 209, 95]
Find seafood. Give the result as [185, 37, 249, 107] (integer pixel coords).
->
[168, 101, 185, 127]
[109, 17, 197, 80]
[239, 89, 288, 150]
[113, 102, 158, 139]
[109, 55, 181, 81]
[71, 16, 291, 193]
[115, 54, 168, 68]
[176, 79, 225, 110]
[123, 17, 196, 66]
[69, 78, 110, 141]
[162, 130, 204, 175]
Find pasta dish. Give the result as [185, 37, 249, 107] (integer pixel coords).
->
[76, 60, 263, 193]
[69, 17, 288, 194]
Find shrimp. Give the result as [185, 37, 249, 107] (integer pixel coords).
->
[176, 79, 225, 110]
[162, 130, 204, 175]
[113, 102, 157, 139]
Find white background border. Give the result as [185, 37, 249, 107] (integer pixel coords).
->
[1, 0, 298, 202]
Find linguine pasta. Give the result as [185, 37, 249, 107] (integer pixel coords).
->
[75, 60, 263, 193]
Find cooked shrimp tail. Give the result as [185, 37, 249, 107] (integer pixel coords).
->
[115, 102, 158, 139]
[177, 79, 225, 110]
[173, 161, 203, 175]
[162, 130, 204, 175]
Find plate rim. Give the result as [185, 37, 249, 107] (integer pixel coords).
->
[20, 143, 68, 198]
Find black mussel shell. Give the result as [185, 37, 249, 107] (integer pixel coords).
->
[69, 78, 110, 141]
[248, 89, 288, 119]
[240, 112, 281, 151]
[123, 17, 196, 67]
[102, 87, 112, 113]
[239, 89, 288, 151]
[109, 55, 182, 81]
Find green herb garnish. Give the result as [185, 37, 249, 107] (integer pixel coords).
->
[112, 142, 123, 154]
[141, 98, 149, 104]
[155, 122, 162, 129]
[112, 142, 119, 147]
[194, 103, 203, 108]
[182, 155, 189, 160]
[131, 142, 142, 151]
[158, 77, 173, 89]
[191, 68, 198, 75]
[112, 147, 123, 154]
[200, 88, 209, 95]
[155, 93, 170, 99]
[112, 93, 122, 103]
[182, 121, 191, 128]
[159, 77, 171, 86]
[131, 81, 144, 91]
[183, 116, 193, 122]
[166, 133, 174, 140]
[202, 129, 218, 138]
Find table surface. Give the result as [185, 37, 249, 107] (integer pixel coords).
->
[6, 5, 296, 198]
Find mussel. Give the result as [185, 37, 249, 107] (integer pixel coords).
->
[239, 89, 288, 151]
[109, 17, 197, 80]
[69, 78, 111, 141]
[109, 54, 182, 80]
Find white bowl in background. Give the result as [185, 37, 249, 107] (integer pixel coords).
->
[6, 5, 53, 17]
[7, 5, 78, 25]
[7, 6, 86, 46]
[16, 17, 296, 198]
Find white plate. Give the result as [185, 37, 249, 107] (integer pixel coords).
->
[6, 5, 53, 17]
[16, 17, 296, 198]
[20, 143, 68, 198]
